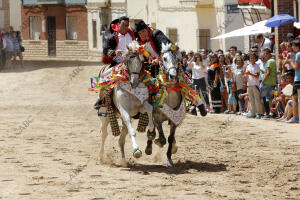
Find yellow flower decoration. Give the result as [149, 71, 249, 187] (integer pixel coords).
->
[143, 50, 150, 58]
[171, 45, 177, 51]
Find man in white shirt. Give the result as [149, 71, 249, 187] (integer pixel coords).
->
[255, 34, 271, 54]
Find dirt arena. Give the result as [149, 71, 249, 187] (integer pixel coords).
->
[0, 61, 300, 200]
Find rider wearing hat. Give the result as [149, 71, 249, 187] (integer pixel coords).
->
[134, 20, 171, 77]
[102, 16, 135, 67]
[95, 16, 135, 110]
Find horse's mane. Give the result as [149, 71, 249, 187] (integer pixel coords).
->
[161, 43, 173, 53]
[126, 41, 140, 52]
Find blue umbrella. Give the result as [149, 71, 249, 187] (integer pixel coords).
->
[265, 14, 297, 27]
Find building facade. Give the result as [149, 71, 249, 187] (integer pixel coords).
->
[0, 0, 21, 31]
[21, 0, 88, 59]
[86, 0, 126, 60]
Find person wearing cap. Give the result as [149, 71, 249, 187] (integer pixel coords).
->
[134, 20, 171, 77]
[208, 53, 222, 113]
[287, 33, 294, 43]
[101, 16, 135, 67]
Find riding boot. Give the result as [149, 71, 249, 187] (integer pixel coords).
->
[94, 98, 102, 110]
[190, 105, 197, 116]
[198, 104, 207, 116]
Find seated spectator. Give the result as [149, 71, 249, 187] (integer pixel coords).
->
[285, 39, 300, 123]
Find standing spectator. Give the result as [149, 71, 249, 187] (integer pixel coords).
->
[269, 33, 276, 54]
[245, 53, 261, 118]
[208, 53, 222, 113]
[260, 48, 277, 118]
[2, 32, 14, 68]
[200, 48, 210, 70]
[187, 51, 194, 65]
[218, 53, 228, 112]
[285, 40, 300, 123]
[188, 55, 209, 115]
[286, 33, 294, 43]
[229, 46, 237, 58]
[282, 42, 295, 73]
[101, 27, 111, 49]
[233, 56, 246, 114]
[13, 31, 23, 67]
[0, 31, 4, 69]
[255, 34, 271, 54]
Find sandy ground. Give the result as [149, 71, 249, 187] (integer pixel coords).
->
[0, 61, 300, 200]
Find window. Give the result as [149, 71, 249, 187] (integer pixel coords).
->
[227, 4, 240, 14]
[197, 29, 210, 50]
[66, 16, 77, 40]
[167, 28, 178, 43]
[29, 16, 40, 40]
[92, 20, 97, 48]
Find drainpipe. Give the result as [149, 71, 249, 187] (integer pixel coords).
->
[271, 0, 274, 33]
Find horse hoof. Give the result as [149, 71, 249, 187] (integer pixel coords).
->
[166, 158, 174, 167]
[133, 148, 142, 158]
[121, 160, 129, 168]
[154, 138, 166, 148]
[145, 146, 152, 155]
[171, 145, 178, 154]
[147, 129, 156, 140]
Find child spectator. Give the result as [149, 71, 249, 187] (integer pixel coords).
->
[245, 53, 262, 118]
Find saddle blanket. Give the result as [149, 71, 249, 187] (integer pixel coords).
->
[119, 82, 149, 104]
[158, 99, 186, 126]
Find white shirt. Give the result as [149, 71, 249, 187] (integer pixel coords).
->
[256, 59, 265, 81]
[260, 38, 272, 53]
[191, 62, 207, 79]
[145, 41, 159, 58]
[116, 32, 133, 56]
[246, 63, 260, 86]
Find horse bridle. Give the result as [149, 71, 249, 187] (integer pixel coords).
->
[161, 50, 179, 76]
[126, 51, 142, 76]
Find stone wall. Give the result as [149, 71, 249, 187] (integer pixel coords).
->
[23, 40, 89, 60]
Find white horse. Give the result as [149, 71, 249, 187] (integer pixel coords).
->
[98, 41, 155, 166]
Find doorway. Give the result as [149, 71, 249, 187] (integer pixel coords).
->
[47, 16, 56, 57]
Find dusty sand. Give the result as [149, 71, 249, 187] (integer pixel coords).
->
[0, 61, 300, 200]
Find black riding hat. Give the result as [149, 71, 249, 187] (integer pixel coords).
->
[135, 20, 148, 32]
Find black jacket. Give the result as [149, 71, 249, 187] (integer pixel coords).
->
[136, 29, 171, 55]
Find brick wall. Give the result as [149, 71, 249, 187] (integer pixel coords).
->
[274, 0, 294, 56]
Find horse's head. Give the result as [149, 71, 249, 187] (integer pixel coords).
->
[125, 41, 145, 88]
[161, 43, 182, 83]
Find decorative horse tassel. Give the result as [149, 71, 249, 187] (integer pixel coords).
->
[137, 113, 149, 133]
[104, 89, 120, 136]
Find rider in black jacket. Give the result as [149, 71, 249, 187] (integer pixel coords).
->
[134, 20, 171, 77]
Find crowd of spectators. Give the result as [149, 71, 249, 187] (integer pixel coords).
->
[181, 33, 300, 123]
[0, 26, 24, 70]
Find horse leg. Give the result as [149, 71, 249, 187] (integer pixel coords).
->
[166, 123, 177, 167]
[142, 103, 156, 155]
[99, 109, 109, 164]
[119, 122, 128, 167]
[118, 106, 142, 159]
[154, 123, 166, 148]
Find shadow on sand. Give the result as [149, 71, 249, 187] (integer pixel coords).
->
[125, 160, 227, 175]
[0, 60, 101, 73]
